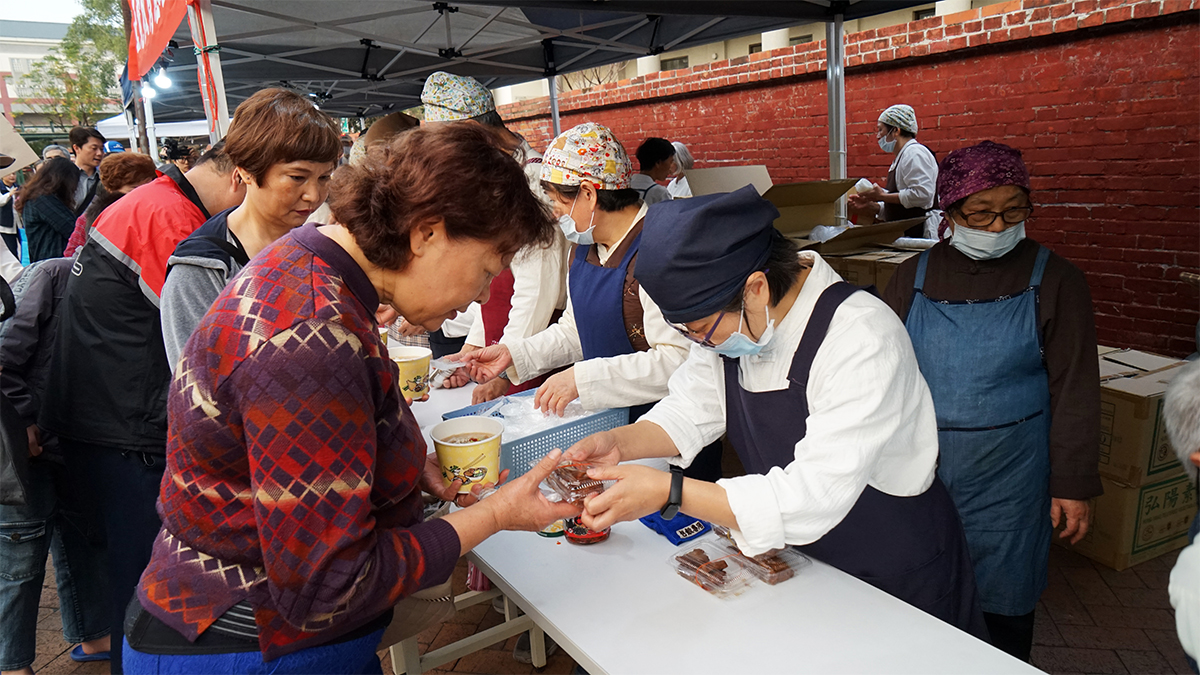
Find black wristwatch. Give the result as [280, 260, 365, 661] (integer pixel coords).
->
[659, 465, 685, 520]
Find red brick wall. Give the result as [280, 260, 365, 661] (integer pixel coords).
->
[500, 0, 1200, 356]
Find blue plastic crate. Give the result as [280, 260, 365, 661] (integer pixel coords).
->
[441, 391, 629, 480]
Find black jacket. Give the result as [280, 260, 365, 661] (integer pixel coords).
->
[0, 258, 72, 461]
[23, 195, 75, 262]
[38, 169, 210, 452]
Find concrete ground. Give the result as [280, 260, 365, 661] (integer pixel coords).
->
[27, 543, 1192, 674]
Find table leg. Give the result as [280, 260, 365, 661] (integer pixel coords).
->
[530, 626, 547, 668]
[390, 636, 423, 675]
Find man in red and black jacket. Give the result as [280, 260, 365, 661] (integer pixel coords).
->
[39, 142, 244, 673]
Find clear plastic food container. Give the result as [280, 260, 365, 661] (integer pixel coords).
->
[669, 541, 753, 598]
[717, 542, 811, 585]
[710, 524, 812, 585]
[544, 460, 610, 507]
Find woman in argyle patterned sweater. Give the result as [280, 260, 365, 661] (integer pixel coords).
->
[124, 124, 579, 674]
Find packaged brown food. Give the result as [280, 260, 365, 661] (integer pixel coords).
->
[668, 542, 752, 598]
[545, 460, 609, 506]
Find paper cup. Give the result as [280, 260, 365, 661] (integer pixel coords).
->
[378, 326, 389, 345]
[431, 417, 504, 494]
[390, 345, 431, 399]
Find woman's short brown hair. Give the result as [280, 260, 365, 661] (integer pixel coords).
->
[224, 88, 341, 184]
[329, 123, 555, 271]
[99, 152, 157, 193]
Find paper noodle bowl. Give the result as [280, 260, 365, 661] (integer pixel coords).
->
[389, 345, 431, 399]
[431, 417, 504, 494]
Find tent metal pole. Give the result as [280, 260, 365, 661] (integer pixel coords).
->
[548, 75, 561, 136]
[187, 0, 232, 143]
[143, 91, 159, 162]
[826, 13, 847, 225]
[123, 109, 137, 145]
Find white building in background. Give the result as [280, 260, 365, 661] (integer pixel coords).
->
[493, 0, 999, 103]
[0, 20, 71, 132]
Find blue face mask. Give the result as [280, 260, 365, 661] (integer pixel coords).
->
[878, 135, 897, 153]
[951, 221, 1026, 260]
[557, 192, 596, 245]
[708, 304, 776, 359]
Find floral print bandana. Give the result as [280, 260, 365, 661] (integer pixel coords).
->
[540, 122, 632, 190]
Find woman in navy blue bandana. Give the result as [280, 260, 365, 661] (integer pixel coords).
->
[563, 185, 988, 641]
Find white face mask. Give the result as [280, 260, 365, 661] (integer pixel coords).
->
[951, 221, 1026, 260]
[557, 191, 596, 246]
[878, 135, 897, 153]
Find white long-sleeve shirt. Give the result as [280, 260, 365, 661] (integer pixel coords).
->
[1171, 540, 1200, 660]
[505, 203, 691, 411]
[465, 237, 569, 347]
[640, 252, 939, 557]
[465, 138, 570, 347]
[880, 140, 941, 239]
[441, 302, 478, 339]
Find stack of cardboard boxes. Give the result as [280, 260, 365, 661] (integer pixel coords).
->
[1058, 348, 1196, 570]
[823, 250, 921, 293]
[686, 166, 927, 294]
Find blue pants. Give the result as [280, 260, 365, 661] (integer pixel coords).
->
[0, 457, 110, 671]
[123, 629, 385, 674]
[64, 440, 166, 675]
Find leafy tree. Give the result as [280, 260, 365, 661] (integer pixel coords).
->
[18, 0, 123, 130]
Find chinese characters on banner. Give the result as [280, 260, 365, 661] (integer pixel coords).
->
[128, 0, 190, 79]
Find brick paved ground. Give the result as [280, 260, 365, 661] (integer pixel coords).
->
[29, 544, 1193, 674]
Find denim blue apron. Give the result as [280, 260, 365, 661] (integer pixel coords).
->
[904, 246, 1053, 617]
[568, 229, 654, 420]
[723, 282, 988, 639]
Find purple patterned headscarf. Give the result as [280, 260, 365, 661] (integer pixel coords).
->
[936, 141, 1030, 237]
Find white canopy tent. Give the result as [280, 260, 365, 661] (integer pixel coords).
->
[96, 114, 229, 142]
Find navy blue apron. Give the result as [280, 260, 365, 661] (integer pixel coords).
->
[568, 229, 654, 421]
[723, 282, 988, 640]
[904, 246, 1053, 617]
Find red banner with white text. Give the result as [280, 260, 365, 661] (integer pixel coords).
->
[128, 0, 190, 80]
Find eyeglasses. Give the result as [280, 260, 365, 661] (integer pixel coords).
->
[670, 312, 726, 348]
[959, 206, 1033, 229]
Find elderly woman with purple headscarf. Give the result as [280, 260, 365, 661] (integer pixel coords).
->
[883, 141, 1102, 663]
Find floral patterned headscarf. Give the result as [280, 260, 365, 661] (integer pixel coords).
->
[420, 72, 495, 122]
[540, 122, 632, 190]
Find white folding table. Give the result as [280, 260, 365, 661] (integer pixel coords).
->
[409, 386, 1041, 675]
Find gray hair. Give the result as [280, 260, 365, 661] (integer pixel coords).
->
[671, 141, 694, 171]
[1164, 359, 1200, 481]
[42, 144, 70, 160]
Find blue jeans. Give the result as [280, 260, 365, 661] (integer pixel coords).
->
[123, 628, 385, 674]
[0, 457, 110, 671]
[62, 440, 166, 675]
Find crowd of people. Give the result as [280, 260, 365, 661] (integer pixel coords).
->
[0, 70, 1194, 675]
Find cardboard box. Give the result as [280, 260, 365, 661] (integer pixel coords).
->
[686, 165, 773, 198]
[1057, 474, 1197, 571]
[838, 251, 892, 287]
[685, 165, 913, 251]
[822, 253, 856, 284]
[1099, 358, 1187, 486]
[792, 218, 921, 255]
[874, 251, 919, 293]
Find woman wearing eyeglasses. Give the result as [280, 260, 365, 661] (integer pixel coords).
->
[882, 141, 1102, 662]
[561, 185, 988, 640]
